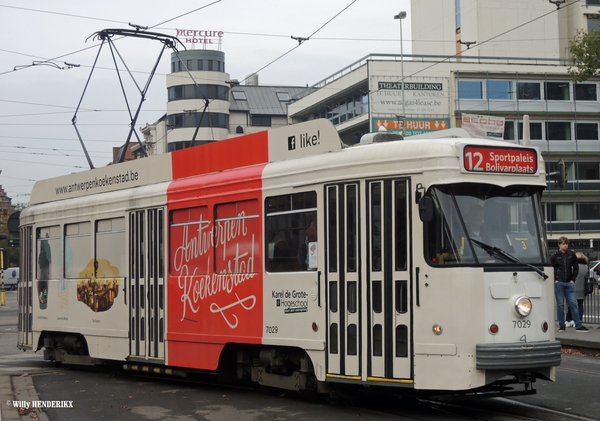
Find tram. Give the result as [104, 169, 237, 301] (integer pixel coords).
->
[17, 119, 560, 396]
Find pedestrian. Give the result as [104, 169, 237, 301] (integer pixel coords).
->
[550, 237, 589, 332]
[565, 252, 588, 327]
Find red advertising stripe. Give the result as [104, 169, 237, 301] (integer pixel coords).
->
[171, 131, 269, 180]
[166, 166, 264, 370]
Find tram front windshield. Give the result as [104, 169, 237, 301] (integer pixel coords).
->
[425, 183, 549, 266]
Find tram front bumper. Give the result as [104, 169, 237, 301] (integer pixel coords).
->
[475, 340, 562, 371]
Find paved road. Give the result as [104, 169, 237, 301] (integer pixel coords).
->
[2, 289, 600, 420]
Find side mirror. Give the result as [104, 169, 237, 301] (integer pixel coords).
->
[418, 196, 434, 222]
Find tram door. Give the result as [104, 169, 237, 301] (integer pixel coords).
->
[17, 226, 33, 349]
[367, 179, 411, 380]
[326, 183, 360, 376]
[129, 209, 165, 362]
[326, 180, 412, 380]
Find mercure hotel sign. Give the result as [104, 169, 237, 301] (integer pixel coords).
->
[176, 29, 224, 45]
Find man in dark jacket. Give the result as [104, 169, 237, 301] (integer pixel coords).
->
[550, 236, 589, 332]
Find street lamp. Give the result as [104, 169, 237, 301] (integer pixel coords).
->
[394, 11, 407, 137]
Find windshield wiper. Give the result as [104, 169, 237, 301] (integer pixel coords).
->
[471, 239, 548, 280]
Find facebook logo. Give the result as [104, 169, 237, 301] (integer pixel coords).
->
[288, 135, 296, 150]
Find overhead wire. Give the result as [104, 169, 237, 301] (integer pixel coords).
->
[0, 134, 123, 143]
[1, 1, 578, 192]
[161, 0, 357, 145]
[0, 1, 226, 176]
[0, 2, 577, 129]
[1, 1, 577, 106]
[0, 145, 113, 156]
[0, 4, 128, 24]
[372, 0, 581, 96]
[243, 0, 357, 82]
[0, 2, 222, 78]
[0, 4, 232, 200]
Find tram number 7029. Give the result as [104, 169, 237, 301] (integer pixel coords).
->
[513, 320, 531, 329]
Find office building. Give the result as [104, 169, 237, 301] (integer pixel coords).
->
[286, 0, 600, 255]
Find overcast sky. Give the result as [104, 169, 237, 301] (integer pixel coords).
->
[0, 0, 412, 203]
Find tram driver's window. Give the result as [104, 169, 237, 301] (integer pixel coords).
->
[265, 191, 317, 272]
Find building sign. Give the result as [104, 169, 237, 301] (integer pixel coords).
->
[372, 117, 450, 136]
[370, 76, 449, 115]
[176, 29, 223, 46]
[461, 145, 538, 175]
[461, 113, 505, 140]
[568, 239, 597, 249]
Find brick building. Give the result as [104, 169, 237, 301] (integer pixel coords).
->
[0, 185, 16, 227]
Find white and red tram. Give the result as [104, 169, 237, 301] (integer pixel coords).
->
[17, 119, 560, 396]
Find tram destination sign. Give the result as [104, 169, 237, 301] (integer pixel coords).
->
[461, 145, 538, 175]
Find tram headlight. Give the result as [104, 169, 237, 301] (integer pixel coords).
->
[514, 296, 532, 317]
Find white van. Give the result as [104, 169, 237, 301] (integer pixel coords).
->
[3, 267, 19, 291]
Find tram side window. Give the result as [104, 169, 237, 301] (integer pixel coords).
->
[265, 191, 317, 272]
[215, 200, 259, 274]
[36, 226, 62, 280]
[370, 183, 382, 271]
[95, 218, 126, 277]
[36, 226, 61, 309]
[395, 180, 408, 270]
[65, 222, 92, 279]
[328, 187, 338, 273]
[169, 206, 211, 276]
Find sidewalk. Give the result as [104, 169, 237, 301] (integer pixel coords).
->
[556, 322, 600, 353]
[0, 373, 50, 421]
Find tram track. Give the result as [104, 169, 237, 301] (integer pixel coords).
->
[23, 362, 599, 421]
[389, 397, 600, 421]
[347, 395, 592, 421]
[129, 369, 595, 421]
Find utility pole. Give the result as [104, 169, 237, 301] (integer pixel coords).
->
[394, 11, 407, 137]
[0, 248, 7, 306]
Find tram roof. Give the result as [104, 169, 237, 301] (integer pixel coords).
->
[28, 119, 544, 205]
[262, 127, 546, 190]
